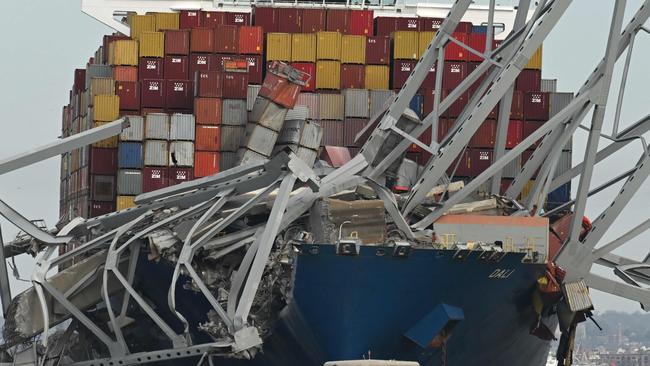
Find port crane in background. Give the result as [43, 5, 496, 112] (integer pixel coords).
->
[0, 0, 649, 365]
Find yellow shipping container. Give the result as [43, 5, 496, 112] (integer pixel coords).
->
[316, 61, 341, 90]
[341, 35, 366, 64]
[291, 33, 317, 63]
[267, 33, 292, 61]
[89, 77, 115, 99]
[128, 14, 156, 39]
[525, 46, 543, 70]
[418, 31, 436, 58]
[317, 31, 342, 61]
[393, 31, 419, 60]
[116, 196, 136, 210]
[92, 121, 119, 148]
[365, 65, 390, 90]
[109, 40, 139, 66]
[93, 95, 120, 122]
[151, 12, 179, 31]
[139, 31, 165, 58]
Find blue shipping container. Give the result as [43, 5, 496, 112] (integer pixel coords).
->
[118, 142, 144, 169]
[547, 182, 571, 206]
[409, 95, 423, 119]
[472, 25, 488, 34]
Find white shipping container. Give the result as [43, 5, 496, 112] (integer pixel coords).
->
[318, 94, 345, 121]
[502, 155, 522, 179]
[221, 126, 245, 152]
[145, 113, 170, 140]
[169, 141, 195, 167]
[144, 140, 169, 166]
[247, 85, 261, 111]
[249, 98, 287, 132]
[170, 114, 195, 141]
[243, 123, 279, 156]
[222, 99, 248, 126]
[553, 150, 572, 178]
[117, 169, 143, 195]
[343, 89, 370, 118]
[296, 93, 320, 120]
[220, 152, 238, 171]
[285, 106, 310, 121]
[369, 90, 395, 118]
[238, 148, 268, 165]
[120, 115, 144, 141]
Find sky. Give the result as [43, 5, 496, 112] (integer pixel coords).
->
[0, 0, 649, 314]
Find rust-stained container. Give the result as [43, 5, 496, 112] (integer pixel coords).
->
[469, 119, 496, 148]
[278, 8, 302, 33]
[179, 10, 202, 29]
[142, 167, 169, 193]
[510, 90, 525, 119]
[90, 147, 118, 175]
[446, 32, 469, 61]
[318, 93, 345, 120]
[419, 17, 444, 31]
[366, 36, 390, 65]
[223, 12, 250, 26]
[443, 62, 467, 90]
[195, 70, 222, 97]
[507, 119, 524, 149]
[320, 120, 344, 145]
[341, 64, 365, 89]
[138, 57, 164, 80]
[326, 9, 349, 33]
[195, 125, 221, 151]
[73, 69, 86, 93]
[523, 92, 549, 121]
[201, 11, 224, 28]
[393, 31, 418, 60]
[253, 7, 278, 33]
[266, 33, 292, 62]
[93, 95, 120, 121]
[164, 29, 190, 55]
[418, 31, 436, 58]
[302, 8, 326, 33]
[316, 61, 341, 90]
[109, 40, 138, 66]
[317, 31, 342, 61]
[128, 14, 156, 39]
[113, 66, 138, 82]
[168, 167, 194, 185]
[245, 55, 263, 84]
[222, 72, 249, 99]
[152, 12, 179, 31]
[365, 65, 390, 90]
[292, 33, 317, 63]
[165, 80, 193, 111]
[92, 122, 119, 148]
[141, 79, 165, 108]
[392, 60, 416, 90]
[344, 118, 369, 146]
[215, 25, 239, 54]
[194, 151, 220, 177]
[296, 93, 320, 120]
[194, 97, 222, 125]
[191, 28, 216, 53]
[239, 26, 263, 54]
[189, 54, 218, 79]
[341, 35, 366, 64]
[516, 69, 541, 92]
[115, 81, 140, 111]
[349, 10, 373, 36]
[164, 55, 189, 79]
[526, 46, 543, 70]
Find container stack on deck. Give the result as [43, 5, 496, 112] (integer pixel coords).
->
[59, 7, 572, 220]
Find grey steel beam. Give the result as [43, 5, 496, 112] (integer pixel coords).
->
[612, 30, 636, 135]
[593, 217, 650, 259]
[0, 200, 71, 245]
[0, 226, 11, 316]
[587, 273, 650, 310]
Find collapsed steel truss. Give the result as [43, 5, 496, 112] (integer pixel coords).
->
[1, 0, 650, 364]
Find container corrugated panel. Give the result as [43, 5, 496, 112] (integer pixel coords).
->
[220, 152, 238, 171]
[243, 124, 279, 156]
[418, 31, 436, 58]
[316, 61, 341, 90]
[266, 33, 292, 61]
[301, 120, 323, 149]
[191, 28, 216, 53]
[318, 93, 345, 120]
[249, 98, 287, 131]
[109, 40, 139, 66]
[291, 33, 317, 63]
[296, 93, 319, 120]
[247, 85, 261, 111]
[170, 114, 195, 140]
[549, 92, 574, 150]
[196, 125, 221, 151]
[222, 99, 248, 126]
[365, 65, 390, 90]
[113, 66, 138, 82]
[88, 77, 115, 100]
[128, 14, 156, 39]
[165, 29, 190, 55]
[393, 31, 418, 60]
[302, 9, 326, 33]
[91, 175, 116, 202]
[341, 35, 366, 64]
[144, 140, 169, 166]
[117, 169, 143, 195]
[344, 118, 368, 146]
[369, 90, 395, 117]
[221, 126, 245, 152]
[145, 113, 170, 140]
[239, 26, 264, 54]
[554, 150, 572, 178]
[343, 89, 369, 118]
[116, 195, 136, 211]
[285, 106, 309, 121]
[118, 142, 143, 169]
[93, 95, 119, 121]
[238, 148, 268, 165]
[153, 12, 179, 31]
[541, 79, 557, 93]
[92, 122, 118, 148]
[194, 97, 222, 125]
[169, 141, 195, 167]
[320, 120, 344, 145]
[194, 151, 220, 177]
[502, 155, 522, 179]
[120, 115, 144, 141]
[525, 46, 543, 70]
[317, 32, 342, 61]
[85, 65, 113, 88]
[139, 31, 165, 58]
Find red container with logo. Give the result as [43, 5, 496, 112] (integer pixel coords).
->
[469, 119, 496, 148]
[254, 7, 278, 33]
[445, 32, 469, 61]
[326, 9, 350, 33]
[516, 69, 541, 92]
[239, 26, 263, 55]
[507, 119, 524, 149]
[245, 55, 263, 84]
[202, 11, 225, 28]
[180, 10, 203, 29]
[90, 202, 115, 217]
[222, 72, 249, 99]
[168, 167, 194, 186]
[141, 79, 165, 108]
[196, 125, 221, 151]
[419, 17, 444, 31]
[189, 54, 219, 80]
[215, 54, 248, 73]
[302, 8, 326, 33]
[278, 8, 302, 33]
[290, 63, 316, 92]
[442, 62, 467, 90]
[138, 58, 164, 80]
[143, 167, 169, 193]
[349, 10, 373, 35]
[341, 64, 365, 89]
[115, 81, 140, 111]
[523, 91, 549, 121]
[366, 36, 390, 65]
[375, 17, 397, 36]
[395, 17, 419, 31]
[194, 98, 222, 125]
[194, 152, 220, 177]
[392, 60, 416, 90]
[195, 70, 223, 97]
[224, 12, 250, 26]
[191, 28, 216, 53]
[103, 34, 130, 64]
[215, 25, 239, 54]
[420, 63, 437, 91]
[511, 90, 524, 119]
[468, 148, 493, 176]
[165, 80, 194, 111]
[468, 33, 487, 62]
[163, 56, 189, 79]
[164, 29, 190, 55]
[90, 147, 117, 175]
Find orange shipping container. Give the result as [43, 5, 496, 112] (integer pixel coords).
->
[113, 66, 138, 82]
[195, 125, 221, 151]
[191, 28, 216, 53]
[194, 151, 220, 177]
[194, 98, 222, 125]
[239, 26, 263, 54]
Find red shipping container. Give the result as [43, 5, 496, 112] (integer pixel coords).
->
[395, 17, 419, 31]
[523, 92, 549, 121]
[215, 54, 248, 73]
[516, 69, 542, 92]
[165, 29, 190, 55]
[468, 148, 493, 176]
[468, 33, 487, 62]
[421, 88, 435, 115]
[180, 10, 203, 29]
[168, 167, 194, 186]
[141, 107, 165, 115]
[194, 98, 222, 125]
[375, 17, 397, 36]
[115, 81, 140, 111]
[90, 148, 117, 175]
[254, 7, 278, 33]
[326, 9, 350, 33]
[445, 32, 469, 61]
[291, 63, 316, 92]
[392, 60, 416, 90]
[196, 125, 221, 151]
[239, 26, 263, 54]
[469, 119, 496, 148]
[141, 79, 165, 108]
[224, 12, 250, 26]
[341, 64, 365, 89]
[523, 120, 544, 148]
[164, 56, 189, 79]
[258, 72, 300, 108]
[165, 80, 194, 111]
[457, 22, 473, 33]
[245, 55, 263, 84]
[74, 69, 86, 93]
[103, 34, 130, 64]
[191, 28, 216, 53]
[349, 10, 373, 35]
[90, 202, 115, 217]
[440, 89, 469, 118]
[195, 71, 223, 97]
[222, 72, 249, 99]
[511, 90, 524, 119]
[202, 11, 225, 28]
[442, 62, 467, 90]
[366, 36, 390, 65]
[507, 120, 524, 149]
[143, 167, 169, 193]
[214, 25, 239, 54]
[113, 66, 138, 82]
[138, 58, 164, 80]
[195, 152, 220, 177]
[302, 9, 326, 33]
[419, 17, 444, 31]
[277, 8, 302, 33]
[344, 118, 369, 146]
[189, 54, 219, 80]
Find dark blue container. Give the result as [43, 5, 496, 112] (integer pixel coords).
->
[472, 25, 488, 34]
[118, 142, 144, 169]
[409, 94, 423, 119]
[547, 182, 571, 206]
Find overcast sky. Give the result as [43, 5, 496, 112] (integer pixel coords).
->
[0, 1, 649, 314]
